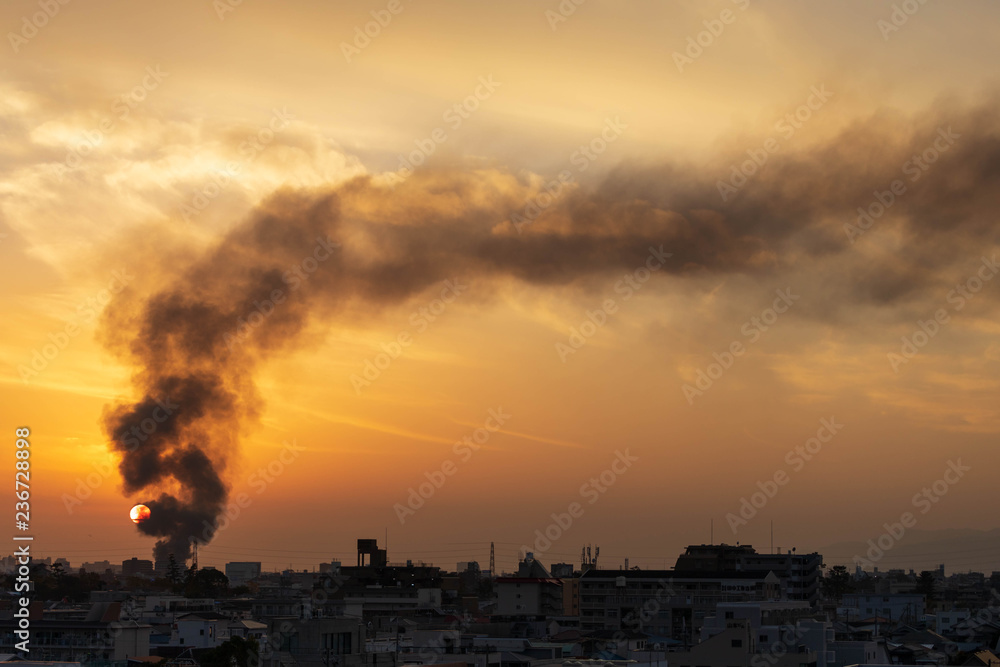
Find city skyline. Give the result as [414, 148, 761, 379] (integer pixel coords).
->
[22, 525, 1000, 577]
[3, 1, 999, 576]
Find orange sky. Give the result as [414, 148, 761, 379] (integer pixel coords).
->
[2, 0, 999, 574]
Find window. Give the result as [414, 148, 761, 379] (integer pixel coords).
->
[760, 635, 769, 643]
[280, 632, 299, 651]
[725, 612, 734, 619]
[332, 632, 353, 655]
[731, 639, 742, 648]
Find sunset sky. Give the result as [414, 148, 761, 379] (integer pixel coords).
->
[3, 0, 999, 574]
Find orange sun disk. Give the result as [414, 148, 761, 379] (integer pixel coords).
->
[130, 504, 151, 524]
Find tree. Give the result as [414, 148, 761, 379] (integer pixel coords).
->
[199, 636, 260, 667]
[822, 565, 855, 601]
[916, 571, 937, 601]
[168, 554, 182, 588]
[184, 567, 230, 598]
[18, 565, 104, 602]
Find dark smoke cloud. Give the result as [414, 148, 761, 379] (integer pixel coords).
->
[101, 97, 1000, 561]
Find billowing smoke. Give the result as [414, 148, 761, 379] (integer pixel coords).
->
[101, 97, 1000, 561]
[102, 194, 340, 562]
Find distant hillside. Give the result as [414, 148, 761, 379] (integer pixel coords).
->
[819, 528, 1000, 575]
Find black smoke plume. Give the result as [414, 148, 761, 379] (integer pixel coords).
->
[101, 97, 1000, 561]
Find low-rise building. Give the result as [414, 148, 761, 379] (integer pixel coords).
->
[578, 568, 781, 641]
[225, 562, 262, 587]
[263, 616, 366, 667]
[0, 619, 150, 662]
[171, 612, 228, 649]
[496, 555, 563, 617]
[839, 594, 925, 624]
[122, 558, 154, 579]
[666, 618, 818, 667]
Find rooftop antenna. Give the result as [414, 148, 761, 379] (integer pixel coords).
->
[711, 519, 714, 545]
